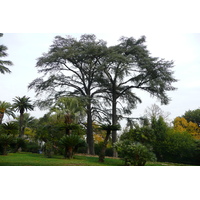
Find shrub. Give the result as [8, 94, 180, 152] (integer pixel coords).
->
[23, 141, 40, 153]
[0, 134, 15, 155]
[160, 131, 197, 163]
[114, 140, 156, 166]
[10, 137, 26, 153]
[59, 134, 86, 159]
[43, 141, 54, 158]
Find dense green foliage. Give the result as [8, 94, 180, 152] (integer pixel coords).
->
[0, 134, 15, 155]
[114, 140, 156, 166]
[118, 116, 200, 165]
[160, 131, 197, 163]
[183, 108, 200, 127]
[59, 134, 86, 159]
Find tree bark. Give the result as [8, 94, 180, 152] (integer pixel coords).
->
[65, 146, 73, 159]
[112, 96, 118, 157]
[0, 112, 4, 124]
[19, 113, 24, 138]
[87, 104, 95, 155]
[3, 145, 8, 155]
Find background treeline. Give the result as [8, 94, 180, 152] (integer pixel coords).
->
[1, 97, 200, 165]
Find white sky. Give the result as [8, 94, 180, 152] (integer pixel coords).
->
[1, 33, 200, 124]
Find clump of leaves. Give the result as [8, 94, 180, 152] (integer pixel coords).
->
[59, 134, 86, 159]
[43, 141, 54, 158]
[114, 140, 156, 166]
[0, 134, 15, 155]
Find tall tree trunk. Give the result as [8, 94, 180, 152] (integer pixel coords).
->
[65, 146, 73, 159]
[112, 96, 118, 157]
[3, 145, 8, 155]
[19, 113, 24, 138]
[87, 104, 95, 155]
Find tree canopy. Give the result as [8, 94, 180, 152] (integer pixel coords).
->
[183, 108, 200, 127]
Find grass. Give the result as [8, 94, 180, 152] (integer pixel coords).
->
[0, 152, 194, 166]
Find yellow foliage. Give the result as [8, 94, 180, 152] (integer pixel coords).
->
[24, 127, 36, 138]
[93, 134, 104, 143]
[173, 117, 200, 139]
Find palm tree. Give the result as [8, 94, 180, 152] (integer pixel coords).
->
[0, 101, 15, 124]
[12, 96, 34, 138]
[49, 97, 86, 135]
[0, 33, 13, 74]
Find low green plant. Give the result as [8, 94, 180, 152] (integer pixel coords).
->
[114, 140, 156, 166]
[0, 134, 15, 155]
[59, 134, 86, 159]
[23, 141, 40, 153]
[43, 141, 54, 158]
[159, 130, 197, 163]
[10, 137, 26, 153]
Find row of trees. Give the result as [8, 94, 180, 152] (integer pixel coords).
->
[1, 95, 200, 165]
[0, 97, 34, 137]
[116, 116, 200, 165]
[0, 96, 115, 160]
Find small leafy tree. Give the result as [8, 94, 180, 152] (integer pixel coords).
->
[114, 140, 156, 166]
[1, 122, 18, 136]
[49, 97, 86, 135]
[0, 134, 15, 155]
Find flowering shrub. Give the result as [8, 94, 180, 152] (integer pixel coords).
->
[114, 140, 156, 166]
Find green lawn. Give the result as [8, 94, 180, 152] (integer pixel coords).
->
[0, 152, 193, 166]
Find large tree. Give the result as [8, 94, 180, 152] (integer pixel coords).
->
[0, 33, 13, 74]
[97, 36, 177, 156]
[28, 34, 107, 155]
[12, 96, 34, 138]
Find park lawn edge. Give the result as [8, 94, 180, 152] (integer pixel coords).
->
[0, 152, 195, 166]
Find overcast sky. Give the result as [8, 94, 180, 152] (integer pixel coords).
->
[1, 32, 200, 123]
